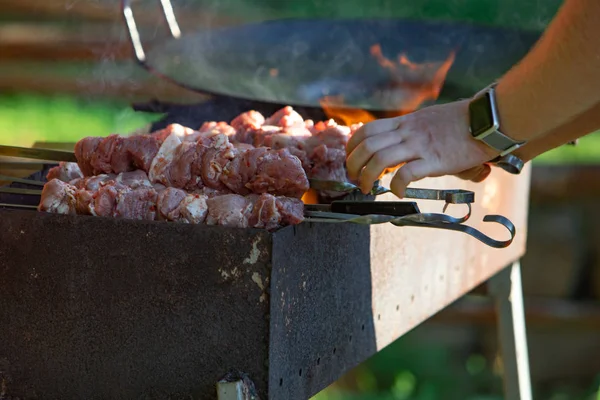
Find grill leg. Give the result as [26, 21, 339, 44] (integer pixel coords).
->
[488, 261, 532, 400]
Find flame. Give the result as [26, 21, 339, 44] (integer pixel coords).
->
[301, 188, 319, 204]
[369, 44, 455, 113]
[320, 44, 456, 126]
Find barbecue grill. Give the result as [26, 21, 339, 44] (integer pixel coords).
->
[0, 2, 539, 399]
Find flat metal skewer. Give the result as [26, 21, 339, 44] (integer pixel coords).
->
[0, 187, 43, 196]
[0, 174, 46, 186]
[0, 145, 76, 162]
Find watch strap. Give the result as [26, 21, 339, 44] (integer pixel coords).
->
[471, 83, 526, 156]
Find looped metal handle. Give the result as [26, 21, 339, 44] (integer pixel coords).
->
[304, 207, 515, 249]
[121, 0, 181, 64]
[389, 213, 516, 249]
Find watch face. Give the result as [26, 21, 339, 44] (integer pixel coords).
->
[469, 93, 495, 138]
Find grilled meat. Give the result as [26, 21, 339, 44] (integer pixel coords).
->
[39, 172, 304, 230]
[74, 124, 310, 199]
[38, 106, 360, 230]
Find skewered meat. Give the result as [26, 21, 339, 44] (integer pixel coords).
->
[74, 128, 310, 199]
[46, 162, 84, 182]
[40, 106, 363, 230]
[39, 175, 304, 230]
[38, 179, 77, 215]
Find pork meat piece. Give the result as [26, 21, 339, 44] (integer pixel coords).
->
[191, 133, 237, 191]
[248, 193, 281, 231]
[123, 134, 162, 172]
[231, 110, 266, 143]
[220, 147, 268, 194]
[89, 182, 127, 217]
[115, 187, 158, 221]
[74, 136, 103, 176]
[255, 133, 310, 170]
[156, 187, 187, 221]
[265, 106, 304, 127]
[73, 174, 116, 191]
[205, 194, 254, 228]
[251, 125, 283, 147]
[233, 142, 255, 152]
[308, 144, 349, 199]
[198, 121, 236, 137]
[306, 123, 351, 151]
[194, 187, 232, 198]
[309, 119, 337, 134]
[46, 162, 84, 183]
[152, 182, 168, 194]
[276, 196, 305, 225]
[189, 133, 234, 190]
[38, 179, 77, 215]
[148, 132, 183, 186]
[109, 135, 136, 173]
[200, 147, 236, 190]
[168, 141, 198, 189]
[151, 123, 196, 142]
[220, 147, 309, 198]
[88, 135, 123, 175]
[116, 170, 152, 189]
[177, 194, 209, 224]
[75, 189, 93, 215]
[249, 148, 310, 198]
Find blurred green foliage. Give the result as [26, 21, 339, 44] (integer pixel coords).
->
[0, 93, 159, 147]
[310, 324, 600, 400]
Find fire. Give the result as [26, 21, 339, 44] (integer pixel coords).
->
[320, 95, 378, 126]
[301, 188, 319, 204]
[320, 44, 456, 126]
[369, 44, 456, 114]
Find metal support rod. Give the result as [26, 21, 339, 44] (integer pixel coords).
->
[488, 261, 532, 400]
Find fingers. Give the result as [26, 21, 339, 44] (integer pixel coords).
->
[454, 165, 492, 182]
[390, 159, 430, 198]
[358, 144, 418, 193]
[346, 117, 401, 155]
[346, 131, 404, 180]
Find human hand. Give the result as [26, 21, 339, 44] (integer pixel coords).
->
[346, 100, 499, 196]
[453, 164, 492, 182]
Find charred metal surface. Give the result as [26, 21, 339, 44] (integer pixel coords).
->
[269, 223, 376, 399]
[0, 165, 530, 400]
[0, 211, 272, 400]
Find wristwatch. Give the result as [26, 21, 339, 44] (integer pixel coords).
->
[468, 82, 527, 157]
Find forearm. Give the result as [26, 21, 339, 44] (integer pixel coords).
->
[494, 0, 600, 142]
[513, 102, 600, 162]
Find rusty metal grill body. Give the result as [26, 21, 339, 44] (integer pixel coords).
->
[0, 164, 530, 399]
